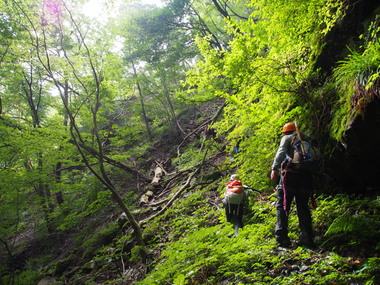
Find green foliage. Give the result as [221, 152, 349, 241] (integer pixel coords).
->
[313, 194, 380, 255]
[325, 213, 370, 235]
[81, 222, 119, 259]
[139, 225, 260, 285]
[130, 245, 147, 263]
[1, 0, 379, 284]
[173, 141, 207, 169]
[58, 190, 112, 231]
[364, 257, 380, 275]
[138, 192, 378, 285]
[185, 0, 345, 186]
[142, 184, 220, 245]
[330, 16, 380, 140]
[2, 270, 40, 285]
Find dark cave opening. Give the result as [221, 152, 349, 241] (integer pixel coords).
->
[330, 98, 380, 194]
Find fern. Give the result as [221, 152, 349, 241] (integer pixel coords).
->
[330, 16, 380, 140]
[320, 196, 380, 254]
[325, 213, 358, 235]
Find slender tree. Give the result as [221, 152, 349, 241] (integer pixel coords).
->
[1, 0, 146, 244]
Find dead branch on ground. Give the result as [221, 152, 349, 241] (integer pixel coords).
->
[139, 148, 209, 225]
[177, 102, 225, 157]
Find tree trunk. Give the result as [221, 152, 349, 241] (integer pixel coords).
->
[54, 162, 64, 205]
[161, 76, 185, 135]
[132, 62, 153, 142]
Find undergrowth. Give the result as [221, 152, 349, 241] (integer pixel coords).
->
[9, 180, 379, 284]
[134, 187, 380, 285]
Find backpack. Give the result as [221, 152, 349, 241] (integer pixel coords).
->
[223, 181, 246, 205]
[224, 191, 245, 205]
[289, 134, 321, 172]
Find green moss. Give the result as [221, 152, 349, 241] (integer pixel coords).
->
[82, 222, 119, 259]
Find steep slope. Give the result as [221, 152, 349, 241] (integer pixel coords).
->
[2, 1, 380, 284]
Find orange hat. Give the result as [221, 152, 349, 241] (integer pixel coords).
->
[282, 122, 296, 133]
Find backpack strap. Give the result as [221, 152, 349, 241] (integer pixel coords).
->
[292, 133, 313, 162]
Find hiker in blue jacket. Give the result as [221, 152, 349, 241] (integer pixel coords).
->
[270, 122, 315, 249]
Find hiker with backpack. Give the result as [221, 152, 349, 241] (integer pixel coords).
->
[270, 122, 320, 249]
[223, 174, 246, 236]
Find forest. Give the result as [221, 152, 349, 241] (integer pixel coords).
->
[0, 0, 379, 284]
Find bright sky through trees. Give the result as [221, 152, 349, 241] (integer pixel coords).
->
[82, 0, 164, 21]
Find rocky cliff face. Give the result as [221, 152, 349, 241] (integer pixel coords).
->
[314, 0, 380, 195]
[338, 98, 380, 193]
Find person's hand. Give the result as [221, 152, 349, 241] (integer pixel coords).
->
[270, 169, 278, 182]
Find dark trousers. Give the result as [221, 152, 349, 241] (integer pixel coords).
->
[275, 171, 313, 245]
[225, 203, 244, 229]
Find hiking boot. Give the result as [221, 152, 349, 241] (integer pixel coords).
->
[278, 242, 290, 249]
[276, 238, 291, 248]
[297, 241, 316, 249]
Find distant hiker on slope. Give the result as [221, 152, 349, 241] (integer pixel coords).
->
[270, 122, 320, 249]
[223, 174, 246, 236]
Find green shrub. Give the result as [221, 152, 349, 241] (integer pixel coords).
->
[136, 193, 378, 285]
[82, 222, 119, 259]
[2, 270, 40, 285]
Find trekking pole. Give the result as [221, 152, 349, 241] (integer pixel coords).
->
[294, 121, 307, 159]
[243, 185, 262, 193]
[294, 122, 318, 209]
